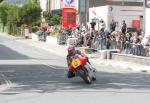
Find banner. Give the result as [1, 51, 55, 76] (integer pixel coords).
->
[62, 0, 77, 8]
[62, 8, 76, 28]
[132, 20, 140, 28]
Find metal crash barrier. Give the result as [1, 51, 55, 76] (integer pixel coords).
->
[67, 37, 78, 45]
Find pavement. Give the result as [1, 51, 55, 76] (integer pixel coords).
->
[0, 32, 150, 73]
[90, 59, 150, 72]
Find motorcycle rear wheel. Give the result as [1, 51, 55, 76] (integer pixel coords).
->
[78, 68, 92, 84]
[84, 75, 92, 84]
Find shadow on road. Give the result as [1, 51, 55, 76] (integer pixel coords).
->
[1, 64, 150, 95]
[0, 44, 30, 60]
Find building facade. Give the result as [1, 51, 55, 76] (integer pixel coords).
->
[89, 0, 143, 7]
[46, 0, 88, 24]
[46, 0, 145, 27]
[46, 0, 62, 11]
[145, 0, 150, 36]
[89, 0, 144, 30]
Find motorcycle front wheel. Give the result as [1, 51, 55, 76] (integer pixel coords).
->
[77, 68, 92, 84]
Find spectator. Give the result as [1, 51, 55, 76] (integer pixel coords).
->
[141, 35, 150, 46]
[120, 33, 126, 51]
[92, 31, 100, 50]
[115, 32, 121, 50]
[87, 29, 95, 47]
[110, 31, 117, 49]
[121, 20, 127, 34]
[109, 19, 116, 33]
[124, 33, 132, 54]
[115, 22, 121, 32]
[141, 35, 150, 56]
[90, 20, 96, 30]
[99, 19, 106, 30]
[104, 29, 110, 38]
[131, 32, 140, 55]
[67, 27, 72, 36]
[97, 28, 106, 50]
[106, 35, 111, 49]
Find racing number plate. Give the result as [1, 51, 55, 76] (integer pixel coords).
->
[71, 58, 81, 69]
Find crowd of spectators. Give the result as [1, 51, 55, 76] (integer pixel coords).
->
[37, 19, 150, 57]
[58, 20, 150, 57]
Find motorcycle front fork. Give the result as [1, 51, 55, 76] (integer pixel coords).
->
[84, 63, 96, 78]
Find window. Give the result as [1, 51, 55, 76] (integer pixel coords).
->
[67, 13, 75, 23]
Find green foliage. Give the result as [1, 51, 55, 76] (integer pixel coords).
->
[43, 11, 61, 26]
[0, 2, 9, 26]
[32, 26, 39, 33]
[32, 19, 41, 27]
[0, 0, 41, 34]
[43, 11, 49, 18]
[6, 4, 21, 34]
[45, 15, 61, 26]
[7, 5, 19, 21]
[19, 0, 41, 25]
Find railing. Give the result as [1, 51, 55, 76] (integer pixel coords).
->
[57, 32, 150, 57]
[91, 38, 150, 57]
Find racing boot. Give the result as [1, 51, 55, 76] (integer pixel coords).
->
[67, 70, 75, 78]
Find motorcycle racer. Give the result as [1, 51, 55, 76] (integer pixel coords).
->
[66, 45, 96, 79]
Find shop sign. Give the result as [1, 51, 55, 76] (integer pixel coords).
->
[62, 0, 77, 8]
[132, 20, 140, 28]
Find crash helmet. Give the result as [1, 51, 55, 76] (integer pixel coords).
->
[67, 45, 75, 54]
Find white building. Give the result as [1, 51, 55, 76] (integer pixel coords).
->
[89, 5, 144, 31]
[145, 0, 150, 36]
[40, 0, 47, 11]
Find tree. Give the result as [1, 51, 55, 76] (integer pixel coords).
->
[0, 0, 41, 34]
[0, 0, 3, 3]
[19, 0, 41, 33]
[0, 2, 9, 32]
[7, 4, 20, 34]
[44, 12, 61, 26]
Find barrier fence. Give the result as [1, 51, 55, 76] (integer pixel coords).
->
[91, 38, 150, 57]
[58, 32, 150, 57]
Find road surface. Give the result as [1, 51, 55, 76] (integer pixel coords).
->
[0, 35, 150, 103]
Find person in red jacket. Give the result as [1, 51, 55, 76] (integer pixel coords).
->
[66, 45, 96, 78]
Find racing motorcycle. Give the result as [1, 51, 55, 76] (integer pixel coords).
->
[70, 54, 96, 84]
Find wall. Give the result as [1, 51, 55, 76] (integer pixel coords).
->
[112, 53, 150, 66]
[50, 0, 60, 10]
[40, 0, 47, 11]
[108, 5, 144, 28]
[89, 0, 143, 7]
[89, 6, 108, 30]
[78, 0, 89, 24]
[89, 5, 144, 30]
[145, 8, 150, 36]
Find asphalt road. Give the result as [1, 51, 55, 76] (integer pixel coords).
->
[0, 35, 150, 103]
